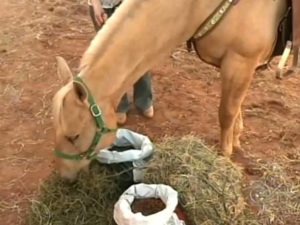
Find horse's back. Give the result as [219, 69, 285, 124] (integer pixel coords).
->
[194, 0, 288, 66]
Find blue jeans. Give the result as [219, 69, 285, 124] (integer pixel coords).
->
[89, 5, 153, 113]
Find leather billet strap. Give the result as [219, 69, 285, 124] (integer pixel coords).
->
[193, 0, 236, 39]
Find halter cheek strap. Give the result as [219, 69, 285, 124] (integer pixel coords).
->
[54, 76, 117, 161]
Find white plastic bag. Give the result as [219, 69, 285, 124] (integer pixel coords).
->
[96, 129, 154, 182]
[114, 183, 185, 225]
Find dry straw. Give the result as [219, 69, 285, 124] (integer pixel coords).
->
[28, 163, 127, 225]
[144, 136, 257, 225]
[28, 136, 299, 225]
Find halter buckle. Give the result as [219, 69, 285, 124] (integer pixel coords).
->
[90, 104, 102, 117]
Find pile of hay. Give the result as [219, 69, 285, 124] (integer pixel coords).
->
[144, 136, 256, 225]
[28, 164, 127, 225]
[28, 136, 255, 225]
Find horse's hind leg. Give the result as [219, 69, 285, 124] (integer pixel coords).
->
[219, 55, 256, 156]
[233, 109, 243, 149]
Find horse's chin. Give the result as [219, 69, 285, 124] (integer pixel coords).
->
[57, 158, 90, 182]
[60, 169, 79, 183]
[61, 177, 77, 184]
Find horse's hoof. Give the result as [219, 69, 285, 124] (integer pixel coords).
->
[220, 149, 232, 158]
[233, 145, 244, 153]
[231, 146, 246, 161]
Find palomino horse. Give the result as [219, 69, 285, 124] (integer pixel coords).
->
[53, 0, 287, 179]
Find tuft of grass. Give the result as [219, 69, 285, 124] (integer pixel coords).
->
[28, 136, 299, 225]
[28, 163, 130, 225]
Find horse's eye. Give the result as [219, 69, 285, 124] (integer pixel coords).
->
[66, 134, 80, 143]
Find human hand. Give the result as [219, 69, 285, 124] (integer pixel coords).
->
[92, 0, 107, 26]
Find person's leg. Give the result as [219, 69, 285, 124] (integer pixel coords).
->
[133, 71, 154, 118]
[115, 94, 130, 124]
[105, 8, 115, 17]
[116, 94, 130, 113]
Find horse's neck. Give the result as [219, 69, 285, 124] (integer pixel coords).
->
[81, 0, 222, 105]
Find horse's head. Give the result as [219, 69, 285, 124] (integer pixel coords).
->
[52, 57, 117, 180]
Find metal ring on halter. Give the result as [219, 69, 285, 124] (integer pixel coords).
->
[90, 104, 102, 117]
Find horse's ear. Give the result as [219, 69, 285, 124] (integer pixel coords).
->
[56, 56, 73, 82]
[73, 81, 88, 102]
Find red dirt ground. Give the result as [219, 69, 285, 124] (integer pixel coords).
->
[0, 0, 299, 224]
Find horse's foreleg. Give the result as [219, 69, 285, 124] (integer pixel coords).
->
[219, 55, 256, 156]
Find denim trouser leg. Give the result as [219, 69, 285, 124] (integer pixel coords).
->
[133, 71, 153, 111]
[116, 94, 130, 113]
[116, 72, 153, 113]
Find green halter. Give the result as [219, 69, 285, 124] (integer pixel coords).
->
[54, 76, 117, 161]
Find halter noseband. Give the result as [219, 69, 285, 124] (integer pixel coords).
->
[54, 76, 117, 161]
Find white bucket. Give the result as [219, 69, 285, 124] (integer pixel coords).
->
[113, 183, 185, 225]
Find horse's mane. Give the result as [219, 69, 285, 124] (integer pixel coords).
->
[52, 9, 124, 126]
[80, 17, 122, 69]
[80, 0, 141, 69]
[52, 16, 119, 127]
[53, 1, 143, 126]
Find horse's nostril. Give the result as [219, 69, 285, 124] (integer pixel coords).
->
[66, 134, 80, 143]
